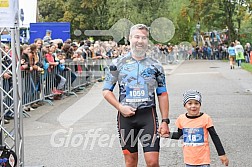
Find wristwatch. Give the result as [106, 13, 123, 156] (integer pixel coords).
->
[162, 118, 170, 124]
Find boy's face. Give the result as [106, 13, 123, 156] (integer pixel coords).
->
[57, 54, 63, 60]
[184, 99, 201, 116]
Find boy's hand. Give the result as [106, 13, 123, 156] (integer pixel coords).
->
[219, 155, 229, 166]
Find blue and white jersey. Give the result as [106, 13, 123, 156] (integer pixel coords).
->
[103, 53, 167, 109]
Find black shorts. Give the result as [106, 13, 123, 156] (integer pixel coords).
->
[117, 107, 160, 154]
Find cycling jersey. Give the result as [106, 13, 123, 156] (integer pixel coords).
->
[103, 52, 168, 109]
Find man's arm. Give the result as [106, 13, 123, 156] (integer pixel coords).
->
[157, 93, 170, 137]
[102, 90, 136, 117]
[158, 93, 169, 119]
[102, 90, 121, 110]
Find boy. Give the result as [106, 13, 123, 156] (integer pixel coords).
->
[170, 90, 229, 166]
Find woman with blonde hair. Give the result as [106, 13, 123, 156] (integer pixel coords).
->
[235, 41, 245, 68]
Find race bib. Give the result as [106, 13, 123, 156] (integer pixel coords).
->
[125, 84, 149, 102]
[183, 128, 204, 146]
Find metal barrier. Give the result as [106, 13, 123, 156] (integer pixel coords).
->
[19, 58, 106, 108]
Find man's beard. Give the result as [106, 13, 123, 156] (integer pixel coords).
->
[131, 45, 148, 58]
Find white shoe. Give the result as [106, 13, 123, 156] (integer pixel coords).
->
[24, 106, 29, 111]
[29, 107, 35, 111]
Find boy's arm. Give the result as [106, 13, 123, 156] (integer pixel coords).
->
[170, 128, 183, 139]
[208, 126, 229, 166]
[208, 126, 225, 155]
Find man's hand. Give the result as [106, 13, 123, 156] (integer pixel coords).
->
[22, 64, 28, 69]
[119, 105, 136, 117]
[220, 155, 229, 166]
[158, 122, 170, 138]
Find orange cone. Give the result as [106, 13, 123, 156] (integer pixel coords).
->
[250, 52, 252, 64]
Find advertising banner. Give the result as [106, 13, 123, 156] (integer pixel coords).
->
[0, 0, 18, 27]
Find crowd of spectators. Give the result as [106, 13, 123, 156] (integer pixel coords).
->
[1, 36, 251, 124]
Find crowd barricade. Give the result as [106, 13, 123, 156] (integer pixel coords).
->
[66, 61, 88, 91]
[20, 58, 106, 110]
[43, 67, 61, 99]
[21, 70, 42, 106]
[148, 52, 169, 64]
[86, 59, 104, 81]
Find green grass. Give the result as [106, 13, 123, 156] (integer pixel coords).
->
[242, 63, 252, 73]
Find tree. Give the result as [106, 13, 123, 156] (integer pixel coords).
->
[37, 0, 252, 43]
[38, 0, 65, 21]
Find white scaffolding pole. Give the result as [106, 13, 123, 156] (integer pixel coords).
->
[0, 0, 24, 166]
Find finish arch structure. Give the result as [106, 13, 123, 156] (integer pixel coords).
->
[0, 0, 24, 166]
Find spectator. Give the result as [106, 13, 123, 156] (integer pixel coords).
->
[56, 52, 77, 84]
[1, 44, 14, 121]
[227, 42, 236, 69]
[235, 41, 245, 68]
[44, 45, 66, 94]
[34, 38, 43, 59]
[244, 43, 251, 63]
[21, 45, 37, 111]
[43, 30, 52, 43]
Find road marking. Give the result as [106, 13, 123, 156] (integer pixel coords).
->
[58, 82, 104, 128]
[174, 72, 219, 75]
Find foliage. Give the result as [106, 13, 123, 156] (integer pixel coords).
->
[37, 0, 252, 44]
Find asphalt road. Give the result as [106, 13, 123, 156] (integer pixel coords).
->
[23, 60, 252, 167]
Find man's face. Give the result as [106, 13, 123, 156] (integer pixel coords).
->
[129, 29, 149, 58]
[35, 40, 42, 49]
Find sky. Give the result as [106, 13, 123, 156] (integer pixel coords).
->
[19, 0, 37, 27]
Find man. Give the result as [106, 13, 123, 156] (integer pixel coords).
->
[102, 24, 170, 167]
[34, 38, 43, 60]
[1, 44, 13, 122]
[43, 30, 52, 43]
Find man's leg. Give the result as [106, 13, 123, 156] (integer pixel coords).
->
[118, 112, 139, 167]
[124, 152, 138, 167]
[138, 107, 160, 167]
[144, 152, 159, 167]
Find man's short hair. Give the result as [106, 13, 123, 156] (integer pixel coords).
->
[129, 24, 149, 37]
[34, 38, 42, 43]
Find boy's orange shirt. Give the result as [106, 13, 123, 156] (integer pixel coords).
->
[175, 113, 213, 165]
